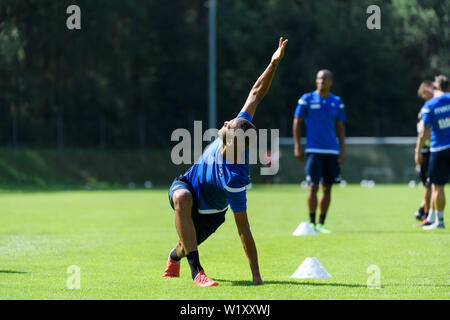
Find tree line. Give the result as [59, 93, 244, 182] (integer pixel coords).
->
[0, 0, 448, 148]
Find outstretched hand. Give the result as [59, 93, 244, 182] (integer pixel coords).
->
[271, 37, 288, 65]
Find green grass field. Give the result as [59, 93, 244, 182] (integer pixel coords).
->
[0, 185, 448, 300]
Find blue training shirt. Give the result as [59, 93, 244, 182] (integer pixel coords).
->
[422, 93, 450, 152]
[294, 91, 345, 154]
[183, 112, 252, 214]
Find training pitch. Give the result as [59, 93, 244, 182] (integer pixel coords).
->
[0, 185, 448, 300]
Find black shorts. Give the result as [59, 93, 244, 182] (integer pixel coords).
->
[168, 176, 226, 245]
[419, 151, 430, 186]
[428, 149, 450, 186]
[305, 153, 341, 185]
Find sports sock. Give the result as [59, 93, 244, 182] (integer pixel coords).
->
[418, 206, 425, 217]
[309, 213, 316, 224]
[186, 250, 203, 280]
[426, 209, 436, 223]
[319, 213, 326, 225]
[437, 210, 444, 222]
[169, 248, 181, 262]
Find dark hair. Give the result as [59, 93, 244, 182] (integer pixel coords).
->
[233, 118, 257, 150]
[434, 75, 450, 92]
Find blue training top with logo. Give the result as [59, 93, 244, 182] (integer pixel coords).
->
[422, 93, 450, 152]
[183, 112, 252, 214]
[294, 91, 345, 154]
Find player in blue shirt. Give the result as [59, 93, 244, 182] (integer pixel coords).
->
[163, 38, 288, 286]
[292, 70, 346, 234]
[415, 80, 438, 224]
[416, 75, 450, 230]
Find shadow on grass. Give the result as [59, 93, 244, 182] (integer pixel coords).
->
[0, 270, 28, 274]
[218, 279, 449, 289]
[215, 279, 367, 288]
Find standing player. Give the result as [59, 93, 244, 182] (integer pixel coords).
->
[292, 70, 346, 234]
[414, 80, 434, 223]
[415, 75, 450, 230]
[162, 38, 288, 286]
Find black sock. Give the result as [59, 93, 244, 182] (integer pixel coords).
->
[319, 213, 326, 225]
[309, 213, 316, 224]
[169, 248, 181, 262]
[418, 206, 425, 216]
[186, 250, 203, 280]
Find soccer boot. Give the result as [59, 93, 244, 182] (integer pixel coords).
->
[414, 210, 422, 221]
[315, 224, 332, 234]
[194, 270, 218, 287]
[423, 220, 445, 230]
[416, 219, 431, 227]
[414, 210, 427, 221]
[162, 256, 180, 278]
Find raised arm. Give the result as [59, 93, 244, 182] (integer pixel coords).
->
[240, 37, 288, 118]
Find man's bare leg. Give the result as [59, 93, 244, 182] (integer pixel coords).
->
[173, 189, 197, 253]
[171, 189, 205, 280]
[307, 184, 319, 224]
[417, 186, 432, 221]
[163, 190, 194, 278]
[318, 184, 332, 226]
[167, 240, 186, 263]
[423, 186, 431, 213]
[432, 184, 446, 211]
[424, 184, 446, 229]
[175, 240, 186, 258]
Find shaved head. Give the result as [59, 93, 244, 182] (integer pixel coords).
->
[317, 69, 334, 81]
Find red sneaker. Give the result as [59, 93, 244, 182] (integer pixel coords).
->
[162, 257, 180, 278]
[194, 270, 218, 287]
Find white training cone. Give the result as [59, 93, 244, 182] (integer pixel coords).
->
[293, 222, 316, 236]
[291, 257, 331, 279]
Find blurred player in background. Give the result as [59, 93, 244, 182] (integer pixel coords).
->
[415, 76, 450, 225]
[292, 70, 346, 234]
[415, 75, 450, 230]
[414, 80, 434, 223]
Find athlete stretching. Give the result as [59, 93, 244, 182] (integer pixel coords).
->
[163, 38, 288, 286]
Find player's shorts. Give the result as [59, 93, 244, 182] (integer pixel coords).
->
[419, 150, 430, 186]
[428, 148, 450, 186]
[168, 175, 226, 245]
[305, 153, 341, 185]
